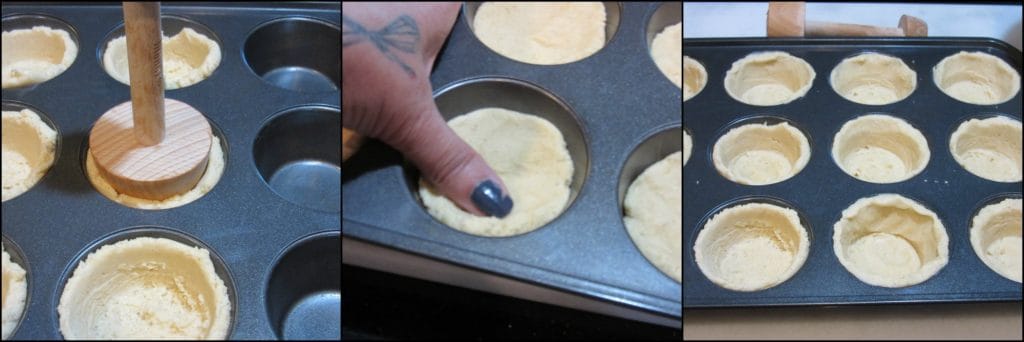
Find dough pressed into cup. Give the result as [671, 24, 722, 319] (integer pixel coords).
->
[713, 121, 810, 185]
[694, 202, 810, 292]
[651, 23, 681, 89]
[833, 194, 948, 288]
[724, 51, 815, 106]
[2, 108, 58, 202]
[2, 245, 27, 340]
[832, 114, 929, 184]
[58, 237, 231, 340]
[933, 51, 1021, 105]
[472, 2, 606, 65]
[2, 26, 77, 88]
[103, 28, 220, 89]
[683, 56, 706, 100]
[830, 53, 916, 105]
[949, 116, 1022, 183]
[683, 129, 692, 166]
[970, 198, 1022, 283]
[623, 152, 682, 282]
[419, 108, 574, 237]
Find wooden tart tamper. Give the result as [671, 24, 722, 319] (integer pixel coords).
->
[767, 2, 927, 37]
[89, 2, 212, 200]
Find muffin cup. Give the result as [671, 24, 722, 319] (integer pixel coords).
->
[949, 116, 1022, 183]
[969, 196, 1022, 283]
[830, 52, 916, 105]
[1, 14, 78, 89]
[2, 101, 59, 202]
[724, 51, 815, 106]
[712, 117, 810, 185]
[683, 56, 706, 101]
[933, 51, 1021, 105]
[832, 114, 929, 184]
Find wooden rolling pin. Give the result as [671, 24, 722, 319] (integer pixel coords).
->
[767, 2, 927, 37]
[89, 2, 213, 200]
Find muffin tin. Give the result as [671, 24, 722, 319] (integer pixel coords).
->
[343, 2, 682, 320]
[2, 2, 339, 339]
[683, 38, 1022, 308]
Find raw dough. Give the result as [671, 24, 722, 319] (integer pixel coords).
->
[473, 2, 605, 65]
[712, 122, 810, 185]
[833, 194, 948, 288]
[86, 136, 225, 210]
[683, 56, 706, 101]
[2, 109, 58, 202]
[623, 152, 682, 283]
[651, 22, 681, 89]
[830, 53, 916, 105]
[683, 129, 692, 166]
[103, 28, 220, 89]
[694, 202, 809, 292]
[2, 245, 27, 340]
[724, 51, 815, 106]
[832, 114, 929, 184]
[58, 237, 231, 339]
[419, 108, 573, 237]
[949, 116, 1022, 183]
[2, 26, 77, 88]
[970, 198, 1022, 283]
[933, 51, 1021, 105]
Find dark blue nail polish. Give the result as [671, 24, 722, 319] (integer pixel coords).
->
[471, 180, 513, 218]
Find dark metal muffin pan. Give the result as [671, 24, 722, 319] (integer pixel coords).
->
[1, 2, 339, 339]
[343, 2, 682, 319]
[683, 38, 1022, 308]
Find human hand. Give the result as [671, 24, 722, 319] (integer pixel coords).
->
[342, 2, 513, 217]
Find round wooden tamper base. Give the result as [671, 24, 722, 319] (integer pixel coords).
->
[90, 98, 212, 200]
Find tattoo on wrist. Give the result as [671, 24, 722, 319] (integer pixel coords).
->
[343, 14, 421, 78]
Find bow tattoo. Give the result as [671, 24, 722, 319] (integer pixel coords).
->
[343, 15, 421, 78]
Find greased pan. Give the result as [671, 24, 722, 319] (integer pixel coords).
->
[1, 2, 340, 339]
[343, 2, 683, 319]
[682, 38, 1022, 308]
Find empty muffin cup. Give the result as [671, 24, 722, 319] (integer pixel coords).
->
[265, 231, 340, 340]
[832, 114, 929, 184]
[683, 56, 706, 101]
[244, 17, 339, 92]
[949, 116, 1022, 183]
[57, 227, 235, 340]
[833, 194, 948, 288]
[694, 200, 810, 292]
[933, 51, 1021, 105]
[724, 51, 815, 106]
[970, 197, 1022, 283]
[2, 101, 59, 202]
[254, 105, 341, 212]
[2, 14, 78, 88]
[99, 15, 221, 90]
[830, 52, 916, 105]
[712, 119, 810, 185]
[464, 2, 619, 65]
[2, 236, 29, 340]
[683, 128, 692, 166]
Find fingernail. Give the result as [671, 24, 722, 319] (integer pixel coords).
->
[471, 179, 513, 218]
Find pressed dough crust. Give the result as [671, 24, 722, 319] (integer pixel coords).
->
[713, 122, 810, 185]
[949, 116, 1022, 183]
[86, 136, 225, 210]
[724, 51, 815, 106]
[651, 23, 681, 89]
[2, 26, 77, 88]
[623, 152, 682, 283]
[830, 53, 916, 105]
[683, 130, 692, 166]
[694, 203, 810, 292]
[58, 237, 230, 339]
[2, 109, 58, 202]
[683, 56, 706, 101]
[833, 194, 949, 288]
[933, 51, 1021, 105]
[2, 245, 27, 340]
[103, 28, 220, 89]
[970, 198, 1022, 283]
[419, 108, 573, 237]
[473, 2, 605, 65]
[832, 114, 930, 184]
